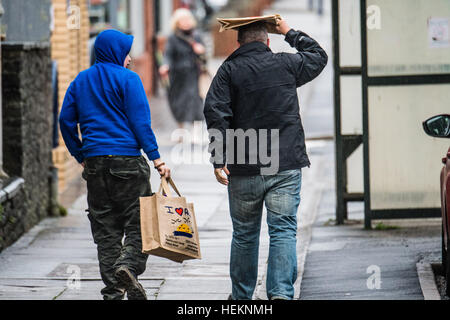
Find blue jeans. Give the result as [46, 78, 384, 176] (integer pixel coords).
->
[227, 169, 302, 300]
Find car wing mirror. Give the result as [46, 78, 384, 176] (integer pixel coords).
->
[422, 114, 450, 138]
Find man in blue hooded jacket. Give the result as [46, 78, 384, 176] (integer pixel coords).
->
[59, 29, 170, 300]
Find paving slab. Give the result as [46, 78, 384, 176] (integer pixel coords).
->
[299, 158, 442, 300]
[157, 278, 232, 298]
[0, 279, 67, 300]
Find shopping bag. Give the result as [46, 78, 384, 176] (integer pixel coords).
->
[140, 177, 201, 263]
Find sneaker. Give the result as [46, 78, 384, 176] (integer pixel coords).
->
[114, 266, 147, 300]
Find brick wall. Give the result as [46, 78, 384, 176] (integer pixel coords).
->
[132, 0, 156, 96]
[1, 42, 53, 251]
[50, 0, 90, 194]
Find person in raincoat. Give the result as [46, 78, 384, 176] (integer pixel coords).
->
[159, 8, 206, 130]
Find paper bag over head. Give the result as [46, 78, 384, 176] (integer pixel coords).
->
[217, 14, 283, 34]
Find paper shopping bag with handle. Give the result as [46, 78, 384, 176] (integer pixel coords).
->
[140, 177, 201, 263]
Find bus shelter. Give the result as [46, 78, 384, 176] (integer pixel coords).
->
[333, 0, 450, 228]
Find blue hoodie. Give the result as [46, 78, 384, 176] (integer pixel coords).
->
[59, 29, 160, 163]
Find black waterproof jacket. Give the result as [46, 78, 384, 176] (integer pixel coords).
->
[204, 29, 328, 176]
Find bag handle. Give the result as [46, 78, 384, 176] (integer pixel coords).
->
[158, 177, 182, 197]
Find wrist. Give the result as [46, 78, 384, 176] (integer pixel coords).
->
[154, 162, 165, 169]
[282, 27, 291, 35]
[284, 29, 297, 46]
[284, 28, 295, 36]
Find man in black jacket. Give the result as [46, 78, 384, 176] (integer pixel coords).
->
[204, 19, 327, 300]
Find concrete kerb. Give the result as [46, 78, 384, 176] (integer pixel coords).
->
[416, 260, 441, 300]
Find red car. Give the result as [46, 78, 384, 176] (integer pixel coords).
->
[423, 114, 450, 296]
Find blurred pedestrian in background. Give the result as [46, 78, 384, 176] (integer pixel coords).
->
[159, 8, 206, 138]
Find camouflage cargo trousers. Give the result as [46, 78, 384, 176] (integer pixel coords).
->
[82, 155, 152, 300]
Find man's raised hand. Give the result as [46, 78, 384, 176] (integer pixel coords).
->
[276, 18, 291, 35]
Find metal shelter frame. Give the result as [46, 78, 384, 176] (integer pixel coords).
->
[332, 0, 445, 228]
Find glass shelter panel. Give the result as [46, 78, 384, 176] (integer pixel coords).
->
[368, 84, 450, 210]
[367, 0, 450, 76]
[340, 75, 363, 135]
[339, 0, 361, 67]
[347, 145, 364, 194]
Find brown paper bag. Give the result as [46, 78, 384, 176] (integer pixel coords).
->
[217, 14, 283, 34]
[140, 177, 201, 263]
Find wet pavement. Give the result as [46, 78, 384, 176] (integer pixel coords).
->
[0, 0, 443, 300]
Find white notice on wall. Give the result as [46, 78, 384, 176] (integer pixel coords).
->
[428, 17, 449, 48]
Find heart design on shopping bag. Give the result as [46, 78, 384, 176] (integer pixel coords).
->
[175, 208, 183, 216]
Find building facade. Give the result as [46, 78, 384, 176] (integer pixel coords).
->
[55, 0, 163, 194]
[51, 0, 90, 193]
